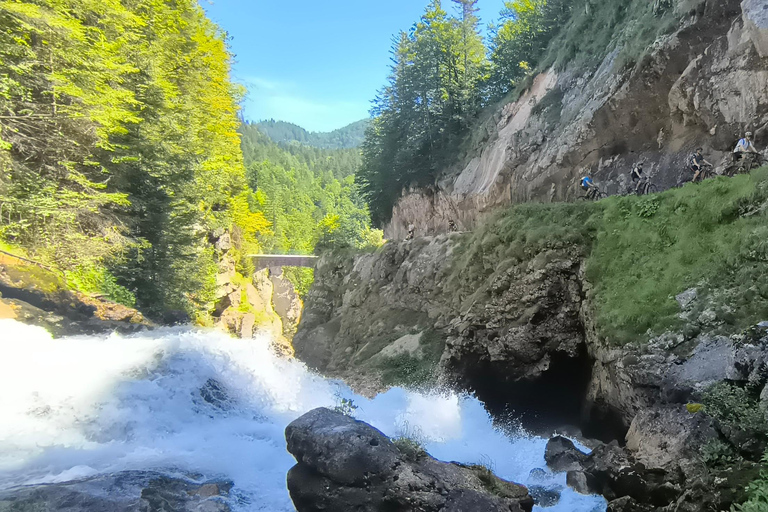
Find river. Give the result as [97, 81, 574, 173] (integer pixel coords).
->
[0, 319, 606, 511]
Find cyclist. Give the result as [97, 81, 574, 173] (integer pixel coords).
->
[580, 173, 597, 200]
[690, 147, 713, 182]
[630, 162, 645, 194]
[733, 132, 760, 173]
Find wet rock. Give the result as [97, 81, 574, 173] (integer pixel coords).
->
[285, 408, 534, 512]
[529, 485, 561, 507]
[606, 496, 654, 512]
[545, 436, 588, 472]
[567, 470, 590, 494]
[199, 378, 231, 410]
[0, 471, 232, 511]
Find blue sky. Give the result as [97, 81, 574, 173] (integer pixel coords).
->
[201, 0, 507, 132]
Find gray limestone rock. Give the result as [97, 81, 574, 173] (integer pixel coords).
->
[545, 436, 588, 473]
[285, 408, 534, 512]
[743, 0, 768, 57]
[0, 471, 232, 512]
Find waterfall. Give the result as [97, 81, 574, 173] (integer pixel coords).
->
[0, 319, 606, 511]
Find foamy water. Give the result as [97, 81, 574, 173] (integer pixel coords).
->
[0, 319, 606, 511]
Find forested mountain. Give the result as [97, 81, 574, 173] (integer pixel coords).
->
[239, 123, 380, 294]
[256, 119, 369, 149]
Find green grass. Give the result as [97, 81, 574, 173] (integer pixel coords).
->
[449, 167, 768, 345]
[590, 169, 768, 343]
[542, 0, 703, 71]
[377, 329, 446, 388]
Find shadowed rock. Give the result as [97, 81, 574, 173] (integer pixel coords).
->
[285, 407, 534, 512]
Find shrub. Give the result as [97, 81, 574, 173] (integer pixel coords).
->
[393, 436, 426, 462]
[702, 382, 768, 441]
[733, 452, 768, 512]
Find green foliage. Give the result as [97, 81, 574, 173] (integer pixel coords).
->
[360, 0, 492, 225]
[449, 168, 768, 345]
[256, 119, 369, 149]
[393, 436, 427, 462]
[332, 395, 358, 417]
[488, 0, 571, 95]
[283, 267, 314, 299]
[702, 439, 738, 468]
[0, 0, 253, 318]
[733, 452, 768, 511]
[588, 170, 768, 343]
[240, 122, 377, 263]
[541, 0, 692, 70]
[65, 265, 135, 307]
[702, 383, 768, 440]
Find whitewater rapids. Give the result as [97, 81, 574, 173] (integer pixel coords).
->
[0, 319, 606, 511]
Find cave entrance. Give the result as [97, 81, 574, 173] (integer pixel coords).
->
[460, 344, 627, 444]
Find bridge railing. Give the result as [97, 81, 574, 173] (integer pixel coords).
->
[248, 254, 319, 270]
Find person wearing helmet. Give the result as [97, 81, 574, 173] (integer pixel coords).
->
[580, 173, 596, 199]
[733, 132, 760, 174]
[734, 132, 757, 155]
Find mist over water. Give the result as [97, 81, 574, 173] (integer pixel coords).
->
[0, 319, 606, 511]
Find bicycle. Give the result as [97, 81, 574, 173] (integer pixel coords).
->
[578, 186, 607, 201]
[691, 163, 714, 183]
[728, 152, 762, 177]
[636, 177, 658, 195]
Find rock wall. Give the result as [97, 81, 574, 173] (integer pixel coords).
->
[210, 231, 299, 354]
[296, 234, 768, 509]
[0, 256, 148, 337]
[384, 0, 768, 240]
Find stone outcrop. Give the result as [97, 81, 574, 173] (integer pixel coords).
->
[296, 231, 768, 508]
[210, 230, 298, 353]
[269, 267, 303, 339]
[384, 0, 768, 240]
[0, 471, 232, 511]
[285, 408, 534, 512]
[0, 258, 149, 337]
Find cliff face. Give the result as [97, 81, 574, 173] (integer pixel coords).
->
[296, 225, 768, 509]
[385, 0, 768, 240]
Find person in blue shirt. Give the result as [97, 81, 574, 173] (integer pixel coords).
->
[580, 174, 596, 199]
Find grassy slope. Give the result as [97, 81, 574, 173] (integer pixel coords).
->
[450, 168, 768, 345]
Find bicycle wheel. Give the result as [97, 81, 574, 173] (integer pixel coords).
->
[596, 191, 608, 200]
[647, 184, 658, 194]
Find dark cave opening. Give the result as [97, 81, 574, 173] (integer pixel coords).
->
[457, 345, 628, 444]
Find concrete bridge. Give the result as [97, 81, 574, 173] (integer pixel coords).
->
[249, 254, 319, 271]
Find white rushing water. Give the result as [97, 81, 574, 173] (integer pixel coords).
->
[0, 319, 606, 511]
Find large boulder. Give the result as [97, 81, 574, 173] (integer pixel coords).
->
[285, 408, 534, 512]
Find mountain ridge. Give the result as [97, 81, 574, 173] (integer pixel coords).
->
[254, 119, 369, 149]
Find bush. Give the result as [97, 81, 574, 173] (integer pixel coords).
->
[393, 436, 426, 462]
[733, 452, 768, 512]
[65, 265, 136, 307]
[702, 382, 767, 439]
